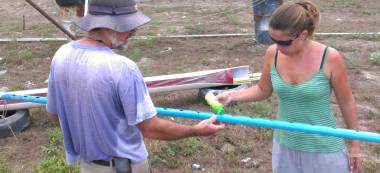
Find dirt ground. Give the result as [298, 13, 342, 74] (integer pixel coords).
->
[0, 0, 380, 172]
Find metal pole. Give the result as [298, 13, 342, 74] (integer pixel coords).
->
[1, 94, 380, 143]
[25, 0, 77, 40]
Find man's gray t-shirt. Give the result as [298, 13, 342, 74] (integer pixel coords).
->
[46, 41, 156, 165]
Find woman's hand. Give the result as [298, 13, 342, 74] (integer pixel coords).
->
[349, 140, 362, 173]
[216, 90, 236, 106]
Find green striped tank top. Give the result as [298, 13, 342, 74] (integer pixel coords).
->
[271, 47, 345, 153]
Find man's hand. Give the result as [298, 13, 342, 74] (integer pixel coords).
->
[138, 115, 225, 140]
[193, 115, 225, 136]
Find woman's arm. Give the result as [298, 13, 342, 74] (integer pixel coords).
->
[217, 45, 276, 105]
[328, 49, 359, 131]
[327, 48, 361, 172]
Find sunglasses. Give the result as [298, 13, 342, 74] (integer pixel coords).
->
[270, 34, 300, 46]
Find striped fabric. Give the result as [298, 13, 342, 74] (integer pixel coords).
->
[271, 47, 345, 153]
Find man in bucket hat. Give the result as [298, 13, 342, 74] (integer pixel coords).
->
[46, 0, 225, 172]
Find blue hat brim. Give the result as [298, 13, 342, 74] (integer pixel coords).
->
[75, 11, 151, 32]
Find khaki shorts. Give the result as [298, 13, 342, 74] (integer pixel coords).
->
[80, 159, 151, 173]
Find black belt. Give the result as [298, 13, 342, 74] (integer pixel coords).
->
[92, 159, 115, 166]
[92, 158, 132, 173]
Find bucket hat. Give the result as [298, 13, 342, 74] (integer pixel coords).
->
[75, 0, 150, 32]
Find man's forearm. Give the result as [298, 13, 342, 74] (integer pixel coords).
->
[151, 119, 196, 140]
[138, 116, 197, 140]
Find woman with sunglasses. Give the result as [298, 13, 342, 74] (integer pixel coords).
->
[216, 1, 361, 173]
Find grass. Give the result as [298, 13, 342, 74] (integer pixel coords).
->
[223, 150, 236, 161]
[361, 10, 372, 16]
[186, 25, 204, 35]
[229, 101, 273, 117]
[39, 127, 64, 156]
[140, 28, 160, 36]
[0, 159, 8, 173]
[27, 24, 60, 37]
[374, 145, 380, 155]
[154, 91, 200, 108]
[228, 100, 274, 141]
[127, 48, 143, 62]
[150, 137, 204, 168]
[129, 38, 159, 48]
[345, 58, 361, 69]
[362, 160, 380, 173]
[258, 127, 273, 141]
[1, 42, 61, 64]
[123, 38, 160, 62]
[350, 34, 380, 42]
[47, 127, 63, 145]
[150, 19, 162, 26]
[240, 143, 253, 154]
[355, 95, 372, 102]
[370, 52, 380, 65]
[224, 12, 241, 25]
[153, 6, 179, 13]
[32, 127, 79, 173]
[32, 156, 79, 173]
[0, 21, 23, 36]
[167, 26, 177, 34]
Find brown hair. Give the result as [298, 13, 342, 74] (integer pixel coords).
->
[269, 1, 320, 38]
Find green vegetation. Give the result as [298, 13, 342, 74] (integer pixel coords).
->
[150, 19, 162, 26]
[223, 150, 236, 161]
[139, 28, 160, 36]
[127, 48, 143, 62]
[123, 38, 161, 62]
[370, 52, 380, 65]
[130, 38, 159, 48]
[344, 58, 360, 69]
[362, 160, 380, 173]
[258, 127, 273, 141]
[374, 145, 380, 155]
[240, 143, 253, 153]
[229, 100, 274, 141]
[355, 95, 372, 102]
[0, 21, 23, 35]
[32, 156, 78, 173]
[3, 42, 61, 63]
[361, 10, 372, 16]
[167, 26, 177, 34]
[153, 6, 178, 13]
[0, 159, 8, 173]
[32, 127, 79, 173]
[221, 8, 242, 26]
[352, 34, 380, 42]
[28, 24, 60, 37]
[186, 25, 204, 35]
[150, 137, 203, 168]
[225, 13, 240, 25]
[230, 101, 273, 117]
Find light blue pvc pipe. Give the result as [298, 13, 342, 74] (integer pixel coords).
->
[1, 94, 380, 143]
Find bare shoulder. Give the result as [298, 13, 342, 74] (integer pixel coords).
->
[263, 44, 277, 65]
[324, 47, 347, 78]
[326, 47, 345, 67]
